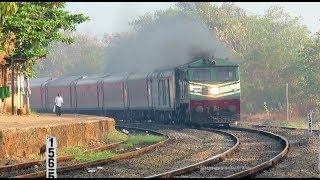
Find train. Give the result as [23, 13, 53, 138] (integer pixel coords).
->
[30, 57, 240, 125]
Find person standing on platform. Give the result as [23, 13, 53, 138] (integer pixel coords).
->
[54, 93, 63, 116]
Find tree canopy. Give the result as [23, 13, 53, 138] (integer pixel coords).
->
[2, 2, 89, 77]
[0, 2, 18, 65]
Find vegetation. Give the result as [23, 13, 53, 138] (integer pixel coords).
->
[259, 117, 315, 129]
[60, 146, 85, 156]
[61, 146, 116, 162]
[105, 130, 165, 147]
[1, 2, 89, 77]
[0, 2, 17, 66]
[105, 130, 128, 144]
[61, 132, 164, 161]
[124, 134, 165, 148]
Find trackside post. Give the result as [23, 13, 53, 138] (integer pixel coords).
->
[308, 110, 313, 134]
[46, 136, 57, 178]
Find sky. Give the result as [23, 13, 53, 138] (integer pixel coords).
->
[65, 2, 320, 38]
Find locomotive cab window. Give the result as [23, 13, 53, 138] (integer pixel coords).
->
[216, 67, 238, 82]
[191, 68, 211, 82]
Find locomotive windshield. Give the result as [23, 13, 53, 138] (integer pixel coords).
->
[216, 67, 238, 81]
[190, 66, 238, 82]
[191, 68, 211, 81]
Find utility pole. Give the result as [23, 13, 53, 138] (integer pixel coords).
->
[26, 77, 30, 114]
[17, 68, 20, 110]
[11, 61, 15, 115]
[286, 83, 289, 121]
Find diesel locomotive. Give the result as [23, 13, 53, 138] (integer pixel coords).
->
[30, 57, 240, 125]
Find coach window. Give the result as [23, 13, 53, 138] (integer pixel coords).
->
[158, 80, 161, 106]
[180, 81, 184, 99]
[163, 80, 166, 106]
[167, 79, 171, 107]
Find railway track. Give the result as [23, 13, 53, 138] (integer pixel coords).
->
[0, 126, 168, 178]
[0, 122, 290, 178]
[148, 126, 289, 178]
[56, 125, 235, 178]
[248, 124, 319, 178]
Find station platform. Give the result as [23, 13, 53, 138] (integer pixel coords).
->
[0, 114, 115, 159]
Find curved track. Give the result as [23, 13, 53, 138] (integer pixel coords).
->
[146, 128, 239, 178]
[57, 125, 237, 178]
[0, 122, 290, 178]
[148, 126, 289, 178]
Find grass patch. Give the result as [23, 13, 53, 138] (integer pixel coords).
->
[59, 133, 165, 161]
[74, 151, 116, 162]
[282, 120, 307, 129]
[105, 130, 128, 144]
[124, 134, 165, 148]
[261, 118, 309, 129]
[60, 146, 85, 157]
[61, 146, 116, 162]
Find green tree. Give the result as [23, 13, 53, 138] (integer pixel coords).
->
[290, 32, 320, 113]
[0, 2, 17, 65]
[3, 2, 89, 77]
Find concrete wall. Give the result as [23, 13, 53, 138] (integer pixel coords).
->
[0, 117, 115, 159]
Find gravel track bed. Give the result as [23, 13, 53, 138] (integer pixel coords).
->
[253, 126, 319, 178]
[178, 128, 284, 178]
[58, 124, 233, 178]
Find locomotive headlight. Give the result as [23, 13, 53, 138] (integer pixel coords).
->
[209, 87, 220, 95]
[190, 84, 202, 93]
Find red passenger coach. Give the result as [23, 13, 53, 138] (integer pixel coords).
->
[29, 77, 53, 111]
[101, 74, 129, 113]
[75, 74, 110, 113]
[45, 76, 84, 112]
[126, 72, 152, 120]
[75, 84, 98, 106]
[127, 73, 150, 109]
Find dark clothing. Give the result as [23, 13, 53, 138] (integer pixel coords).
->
[55, 105, 61, 116]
